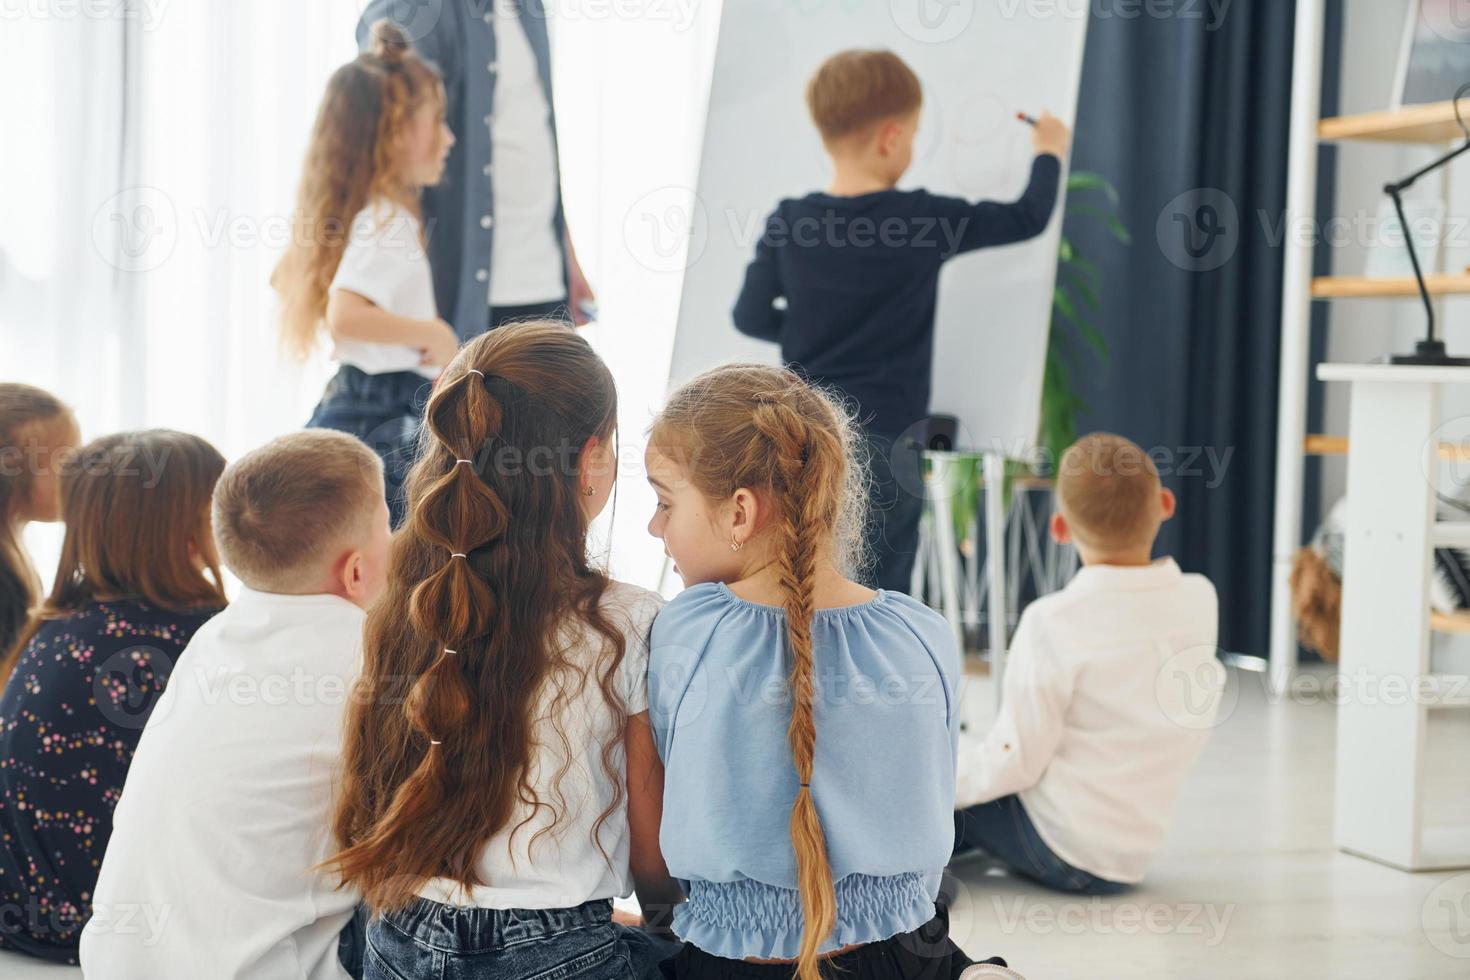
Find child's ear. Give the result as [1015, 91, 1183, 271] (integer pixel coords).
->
[1049, 511, 1071, 545]
[339, 549, 367, 601]
[877, 119, 903, 157]
[729, 488, 761, 547]
[1159, 487, 1177, 522]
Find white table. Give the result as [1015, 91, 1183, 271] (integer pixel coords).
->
[1318, 362, 1470, 870]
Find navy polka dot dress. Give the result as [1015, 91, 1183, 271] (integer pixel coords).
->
[0, 599, 219, 963]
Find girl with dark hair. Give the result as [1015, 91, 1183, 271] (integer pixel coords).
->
[0, 429, 227, 964]
[326, 321, 677, 979]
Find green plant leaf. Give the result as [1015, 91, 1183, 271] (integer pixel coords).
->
[1066, 171, 1120, 207]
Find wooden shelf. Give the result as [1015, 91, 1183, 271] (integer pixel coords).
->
[1312, 274, 1470, 299]
[1432, 610, 1470, 634]
[1303, 434, 1470, 460]
[1319, 101, 1470, 144]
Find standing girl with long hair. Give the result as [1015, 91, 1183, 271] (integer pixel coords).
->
[642, 365, 1004, 980]
[0, 430, 227, 964]
[273, 21, 457, 526]
[0, 383, 79, 655]
[326, 321, 678, 979]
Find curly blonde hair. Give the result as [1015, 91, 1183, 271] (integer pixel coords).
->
[272, 20, 445, 360]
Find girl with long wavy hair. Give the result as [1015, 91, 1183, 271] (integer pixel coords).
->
[326, 321, 679, 980]
[642, 365, 1002, 980]
[0, 430, 227, 964]
[0, 383, 78, 656]
[273, 20, 457, 527]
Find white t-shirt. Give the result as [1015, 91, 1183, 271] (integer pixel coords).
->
[80, 589, 365, 980]
[330, 201, 440, 379]
[487, 0, 565, 306]
[418, 580, 663, 909]
[955, 558, 1221, 883]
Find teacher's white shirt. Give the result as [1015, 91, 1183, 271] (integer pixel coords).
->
[330, 200, 440, 379]
[80, 589, 365, 980]
[488, 0, 565, 307]
[955, 558, 1221, 883]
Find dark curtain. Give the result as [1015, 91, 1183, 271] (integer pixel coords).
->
[1063, 1, 1341, 656]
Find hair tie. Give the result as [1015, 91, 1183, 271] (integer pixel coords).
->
[450, 552, 468, 560]
[443, 648, 458, 656]
[467, 369, 485, 378]
[429, 739, 443, 746]
[799, 782, 811, 788]
[454, 458, 474, 467]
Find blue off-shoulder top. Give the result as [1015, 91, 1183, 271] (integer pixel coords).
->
[648, 582, 960, 960]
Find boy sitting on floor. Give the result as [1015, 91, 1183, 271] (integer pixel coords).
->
[81, 430, 391, 979]
[953, 433, 1223, 894]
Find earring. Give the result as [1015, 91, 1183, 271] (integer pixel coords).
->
[583, 486, 596, 497]
[730, 536, 743, 552]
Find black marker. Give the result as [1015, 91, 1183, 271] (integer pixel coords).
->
[1017, 112, 1038, 127]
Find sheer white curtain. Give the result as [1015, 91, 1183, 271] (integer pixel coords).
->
[3, 1, 721, 591]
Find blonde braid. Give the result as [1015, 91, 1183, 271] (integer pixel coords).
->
[754, 399, 838, 980]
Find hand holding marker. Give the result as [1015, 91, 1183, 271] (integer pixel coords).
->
[1018, 110, 1072, 157]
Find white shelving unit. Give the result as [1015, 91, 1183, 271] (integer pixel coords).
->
[1270, 0, 1470, 694]
[1318, 363, 1470, 870]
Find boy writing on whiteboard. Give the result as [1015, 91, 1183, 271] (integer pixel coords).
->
[733, 49, 1069, 592]
[953, 433, 1222, 894]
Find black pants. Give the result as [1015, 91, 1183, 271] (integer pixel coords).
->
[659, 902, 995, 980]
[307, 366, 430, 529]
[860, 431, 925, 595]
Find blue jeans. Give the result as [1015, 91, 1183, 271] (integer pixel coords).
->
[307, 366, 432, 529]
[953, 796, 1129, 896]
[365, 898, 676, 980]
[861, 432, 924, 594]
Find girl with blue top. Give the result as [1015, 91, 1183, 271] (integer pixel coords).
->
[641, 365, 1008, 980]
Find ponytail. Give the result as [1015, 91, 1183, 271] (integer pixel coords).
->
[326, 322, 628, 912]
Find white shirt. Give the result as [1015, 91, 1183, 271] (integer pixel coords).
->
[80, 589, 365, 980]
[418, 580, 663, 909]
[955, 558, 1221, 883]
[487, 0, 565, 306]
[330, 201, 440, 379]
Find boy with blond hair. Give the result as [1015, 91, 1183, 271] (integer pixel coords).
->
[81, 430, 392, 979]
[953, 433, 1222, 893]
[734, 48, 1070, 592]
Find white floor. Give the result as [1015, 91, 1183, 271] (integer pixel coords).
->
[5, 665, 1466, 980]
[948, 663, 1470, 979]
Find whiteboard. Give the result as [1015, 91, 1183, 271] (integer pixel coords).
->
[666, 0, 1088, 455]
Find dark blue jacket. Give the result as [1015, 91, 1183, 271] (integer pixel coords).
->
[357, 0, 568, 339]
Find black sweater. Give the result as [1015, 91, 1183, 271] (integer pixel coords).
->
[732, 153, 1062, 438]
